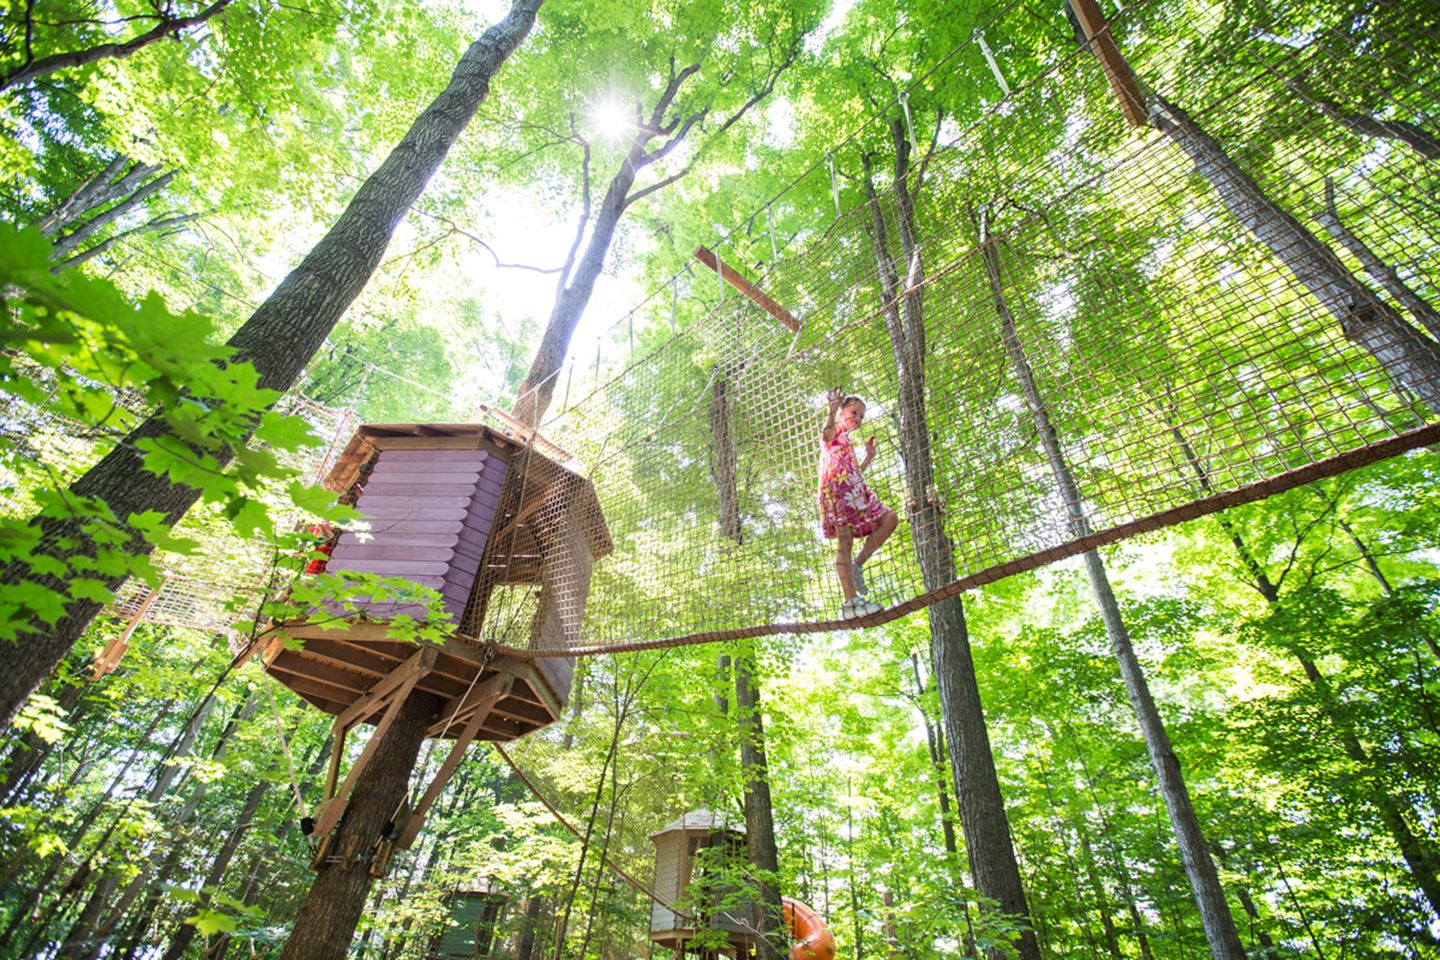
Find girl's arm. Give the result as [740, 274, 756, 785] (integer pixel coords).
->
[821, 388, 843, 443]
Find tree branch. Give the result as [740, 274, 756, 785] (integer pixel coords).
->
[409, 210, 565, 275]
[0, 0, 234, 91]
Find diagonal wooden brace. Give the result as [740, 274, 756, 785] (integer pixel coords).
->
[1068, 0, 1147, 127]
[396, 673, 514, 849]
[310, 646, 438, 841]
[694, 246, 801, 332]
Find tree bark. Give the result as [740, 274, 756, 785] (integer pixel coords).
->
[1149, 95, 1440, 410]
[0, 0, 235, 91]
[277, 691, 439, 960]
[860, 124, 1040, 960]
[710, 371, 743, 542]
[734, 648, 785, 960]
[1317, 178, 1440, 340]
[159, 778, 270, 960]
[0, 0, 543, 735]
[50, 169, 178, 257]
[1284, 78, 1440, 161]
[978, 216, 1244, 960]
[516, 895, 545, 960]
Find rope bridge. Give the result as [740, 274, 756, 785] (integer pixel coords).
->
[466, 0, 1440, 660]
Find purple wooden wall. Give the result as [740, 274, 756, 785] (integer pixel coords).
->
[326, 448, 508, 622]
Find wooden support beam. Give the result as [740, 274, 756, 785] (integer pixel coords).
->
[94, 582, 166, 679]
[335, 645, 438, 732]
[491, 483, 554, 544]
[1069, 0, 1147, 127]
[398, 674, 514, 848]
[310, 662, 431, 841]
[694, 246, 801, 333]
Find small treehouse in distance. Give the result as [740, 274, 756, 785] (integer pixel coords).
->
[650, 809, 760, 958]
[260, 420, 610, 856]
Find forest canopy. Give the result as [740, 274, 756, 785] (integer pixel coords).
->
[1, 0, 1438, 959]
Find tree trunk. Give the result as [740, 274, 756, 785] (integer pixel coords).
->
[1173, 420, 1440, 915]
[734, 648, 785, 960]
[1285, 79, 1440, 160]
[50, 169, 178, 257]
[0, 0, 543, 735]
[710, 371, 743, 542]
[517, 896, 545, 960]
[512, 153, 638, 428]
[860, 129, 1040, 960]
[277, 691, 438, 960]
[979, 217, 1244, 960]
[159, 778, 270, 960]
[1149, 95, 1440, 410]
[1317, 178, 1440, 339]
[56, 873, 119, 960]
[1077, 831, 1123, 960]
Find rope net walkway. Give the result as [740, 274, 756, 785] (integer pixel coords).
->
[463, 0, 1440, 661]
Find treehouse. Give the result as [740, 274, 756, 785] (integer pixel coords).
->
[650, 809, 761, 958]
[258, 420, 611, 855]
[435, 877, 508, 960]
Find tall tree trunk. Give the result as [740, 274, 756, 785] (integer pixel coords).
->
[1149, 95, 1440, 410]
[56, 873, 119, 960]
[734, 647, 784, 960]
[1284, 78, 1440, 160]
[516, 896, 545, 960]
[49, 169, 179, 257]
[277, 692, 439, 960]
[1173, 422, 1440, 916]
[710, 370, 743, 542]
[1317, 178, 1440, 339]
[510, 48, 798, 428]
[860, 126, 1040, 960]
[159, 778, 270, 960]
[1077, 831, 1123, 960]
[0, 0, 544, 735]
[978, 216, 1244, 960]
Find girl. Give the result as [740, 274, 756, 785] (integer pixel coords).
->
[819, 388, 898, 619]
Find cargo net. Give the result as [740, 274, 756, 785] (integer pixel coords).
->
[470, 0, 1440, 659]
[0, 370, 357, 636]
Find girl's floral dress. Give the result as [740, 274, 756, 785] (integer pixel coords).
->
[819, 428, 888, 538]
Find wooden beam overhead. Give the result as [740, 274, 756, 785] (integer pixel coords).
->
[694, 246, 801, 333]
[1068, 0, 1147, 127]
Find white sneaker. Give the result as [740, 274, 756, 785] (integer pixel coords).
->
[840, 597, 881, 620]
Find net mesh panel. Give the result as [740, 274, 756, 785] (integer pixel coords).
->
[493, 0, 1440, 935]
[0, 375, 357, 634]
[464, 0, 1440, 660]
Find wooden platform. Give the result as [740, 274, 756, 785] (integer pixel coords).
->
[262, 622, 563, 742]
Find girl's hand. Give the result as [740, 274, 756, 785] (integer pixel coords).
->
[826, 387, 844, 412]
[865, 436, 877, 459]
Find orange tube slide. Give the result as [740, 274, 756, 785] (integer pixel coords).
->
[782, 897, 836, 960]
